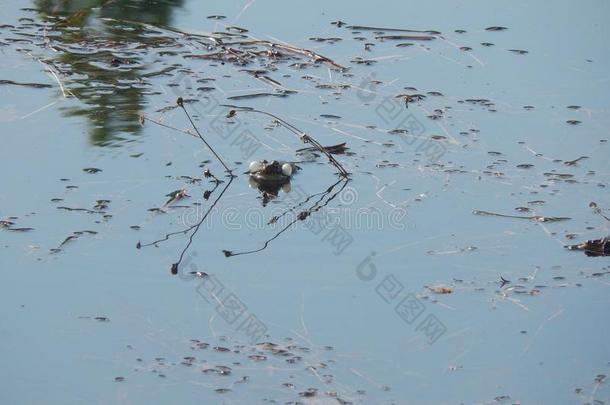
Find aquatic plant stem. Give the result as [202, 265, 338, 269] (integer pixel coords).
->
[177, 97, 233, 175]
[227, 107, 350, 178]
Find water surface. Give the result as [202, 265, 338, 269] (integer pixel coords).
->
[1, 1, 609, 404]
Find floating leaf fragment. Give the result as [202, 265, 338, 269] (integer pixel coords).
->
[83, 167, 102, 174]
[428, 286, 453, 294]
[164, 189, 189, 205]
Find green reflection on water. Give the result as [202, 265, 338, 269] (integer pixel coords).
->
[34, 0, 185, 146]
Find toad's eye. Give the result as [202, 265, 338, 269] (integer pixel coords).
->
[281, 163, 293, 176]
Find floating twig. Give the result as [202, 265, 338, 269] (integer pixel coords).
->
[137, 177, 233, 272]
[296, 142, 348, 155]
[171, 177, 234, 274]
[137, 181, 222, 249]
[267, 182, 342, 225]
[224, 107, 350, 177]
[500, 276, 510, 287]
[177, 97, 233, 175]
[51, 230, 97, 253]
[223, 178, 348, 257]
[590, 202, 610, 223]
[140, 114, 198, 139]
[344, 25, 441, 35]
[472, 210, 571, 223]
[192, 39, 347, 71]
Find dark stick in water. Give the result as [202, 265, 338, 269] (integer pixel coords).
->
[267, 179, 345, 225]
[345, 25, 441, 35]
[137, 181, 221, 249]
[217, 40, 347, 71]
[590, 202, 610, 223]
[223, 178, 348, 257]
[177, 97, 233, 175]
[223, 106, 350, 177]
[472, 210, 571, 223]
[171, 176, 234, 274]
[140, 114, 198, 139]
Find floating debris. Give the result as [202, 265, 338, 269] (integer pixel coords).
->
[57, 206, 100, 214]
[0, 219, 34, 232]
[296, 142, 348, 155]
[375, 35, 436, 41]
[82, 167, 102, 174]
[345, 25, 440, 34]
[164, 189, 189, 206]
[227, 92, 290, 100]
[564, 156, 588, 166]
[0, 79, 52, 88]
[225, 178, 348, 256]
[473, 210, 571, 222]
[51, 230, 98, 253]
[427, 286, 453, 294]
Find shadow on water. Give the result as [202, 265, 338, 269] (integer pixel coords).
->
[34, 0, 185, 145]
[222, 176, 349, 258]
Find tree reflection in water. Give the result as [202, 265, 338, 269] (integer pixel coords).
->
[34, 0, 185, 145]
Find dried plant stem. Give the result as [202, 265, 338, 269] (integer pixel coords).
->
[140, 114, 198, 139]
[224, 177, 348, 257]
[227, 107, 349, 177]
[177, 98, 233, 175]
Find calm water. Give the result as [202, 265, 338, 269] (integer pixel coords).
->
[1, 1, 609, 404]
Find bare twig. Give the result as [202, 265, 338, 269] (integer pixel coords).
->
[223, 178, 348, 257]
[140, 114, 198, 139]
[224, 107, 350, 177]
[171, 177, 234, 273]
[177, 97, 233, 175]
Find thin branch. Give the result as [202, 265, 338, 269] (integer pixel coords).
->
[140, 114, 198, 139]
[137, 181, 221, 249]
[172, 177, 234, 273]
[223, 178, 348, 257]
[177, 97, 233, 175]
[223, 106, 350, 177]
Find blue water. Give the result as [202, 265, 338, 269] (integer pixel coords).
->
[1, 1, 609, 404]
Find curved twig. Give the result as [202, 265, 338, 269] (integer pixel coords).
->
[222, 106, 350, 177]
[223, 178, 348, 257]
[177, 97, 233, 175]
